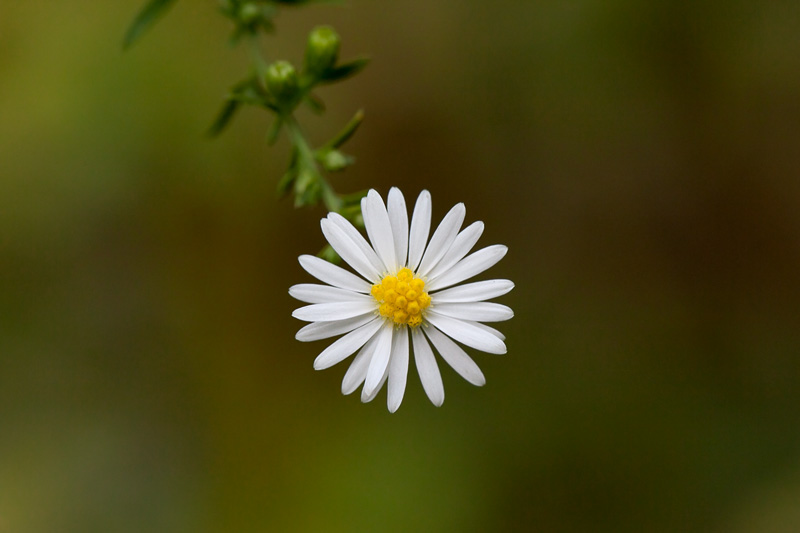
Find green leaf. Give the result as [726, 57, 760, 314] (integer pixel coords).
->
[123, 0, 178, 50]
[293, 168, 322, 207]
[206, 99, 240, 137]
[335, 195, 365, 227]
[205, 75, 267, 137]
[225, 76, 269, 107]
[304, 93, 326, 114]
[277, 168, 297, 197]
[323, 109, 364, 150]
[319, 57, 369, 84]
[340, 189, 369, 204]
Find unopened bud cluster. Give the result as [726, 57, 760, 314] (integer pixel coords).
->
[265, 60, 298, 105]
[264, 26, 342, 110]
[304, 26, 340, 78]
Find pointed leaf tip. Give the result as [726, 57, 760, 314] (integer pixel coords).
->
[123, 0, 179, 50]
[319, 57, 370, 84]
[206, 99, 240, 138]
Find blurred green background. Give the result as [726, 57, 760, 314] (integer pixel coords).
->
[2, 1, 800, 531]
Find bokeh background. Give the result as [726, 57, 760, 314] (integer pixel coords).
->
[2, 1, 800, 531]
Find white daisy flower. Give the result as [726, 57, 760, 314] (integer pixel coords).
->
[290, 188, 514, 412]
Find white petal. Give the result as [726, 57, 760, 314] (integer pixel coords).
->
[321, 218, 382, 281]
[411, 327, 444, 406]
[425, 245, 508, 292]
[387, 188, 409, 270]
[292, 300, 377, 322]
[362, 190, 396, 272]
[407, 190, 432, 272]
[341, 333, 379, 395]
[468, 320, 506, 342]
[426, 221, 484, 281]
[327, 213, 385, 277]
[363, 324, 393, 397]
[430, 279, 514, 303]
[387, 327, 409, 413]
[298, 255, 371, 293]
[289, 283, 373, 304]
[429, 302, 514, 322]
[424, 325, 486, 386]
[295, 313, 375, 342]
[425, 311, 507, 354]
[417, 203, 466, 277]
[361, 364, 389, 403]
[313, 318, 383, 370]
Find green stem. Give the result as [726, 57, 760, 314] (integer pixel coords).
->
[284, 115, 343, 213]
[248, 34, 269, 76]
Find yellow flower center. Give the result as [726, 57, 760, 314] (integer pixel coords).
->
[370, 267, 431, 327]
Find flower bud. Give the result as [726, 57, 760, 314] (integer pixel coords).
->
[293, 169, 321, 207]
[238, 3, 260, 24]
[265, 61, 298, 104]
[320, 149, 350, 172]
[304, 26, 340, 78]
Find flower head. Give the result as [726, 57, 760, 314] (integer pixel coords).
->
[290, 188, 514, 412]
